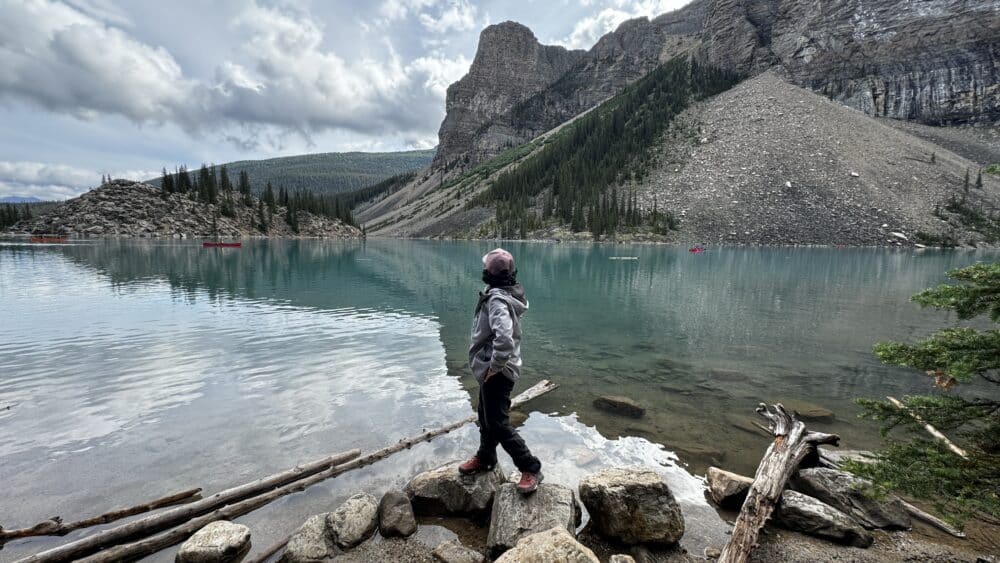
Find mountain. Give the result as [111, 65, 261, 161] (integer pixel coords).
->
[432, 0, 998, 173]
[0, 196, 42, 203]
[9, 180, 361, 239]
[150, 150, 435, 196]
[360, 0, 1000, 246]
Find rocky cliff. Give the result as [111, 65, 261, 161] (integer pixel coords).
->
[9, 180, 361, 239]
[434, 0, 999, 170]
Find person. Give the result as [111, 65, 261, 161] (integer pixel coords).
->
[459, 248, 543, 493]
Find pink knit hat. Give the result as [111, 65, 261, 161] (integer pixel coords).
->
[482, 248, 515, 275]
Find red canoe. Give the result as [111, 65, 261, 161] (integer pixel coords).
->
[30, 236, 68, 243]
[203, 242, 242, 248]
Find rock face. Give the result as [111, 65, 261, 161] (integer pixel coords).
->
[776, 490, 874, 548]
[593, 396, 646, 418]
[378, 490, 417, 538]
[9, 180, 361, 239]
[487, 482, 581, 555]
[493, 527, 599, 563]
[176, 521, 251, 563]
[431, 539, 485, 563]
[433, 0, 999, 171]
[705, 467, 753, 508]
[405, 461, 506, 517]
[279, 514, 336, 563]
[578, 467, 685, 545]
[329, 493, 379, 548]
[792, 468, 912, 530]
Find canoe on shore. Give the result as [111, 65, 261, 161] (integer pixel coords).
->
[30, 236, 68, 243]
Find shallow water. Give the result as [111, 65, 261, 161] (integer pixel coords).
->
[0, 240, 994, 560]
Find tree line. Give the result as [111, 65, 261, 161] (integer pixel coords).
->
[0, 203, 32, 229]
[477, 56, 741, 238]
[158, 165, 357, 232]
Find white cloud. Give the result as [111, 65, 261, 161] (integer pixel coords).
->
[419, 0, 478, 34]
[0, 161, 158, 200]
[410, 53, 472, 98]
[556, 0, 692, 49]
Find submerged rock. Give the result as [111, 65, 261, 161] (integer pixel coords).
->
[379, 490, 417, 538]
[279, 515, 335, 563]
[329, 493, 379, 548]
[493, 527, 599, 563]
[432, 539, 485, 563]
[578, 467, 684, 545]
[706, 467, 753, 508]
[405, 461, 506, 517]
[593, 395, 646, 418]
[487, 482, 580, 555]
[792, 468, 911, 530]
[176, 521, 251, 563]
[776, 490, 874, 547]
[778, 400, 835, 423]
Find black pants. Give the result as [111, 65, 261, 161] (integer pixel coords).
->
[476, 374, 542, 473]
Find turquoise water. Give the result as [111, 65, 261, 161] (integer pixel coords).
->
[0, 240, 994, 560]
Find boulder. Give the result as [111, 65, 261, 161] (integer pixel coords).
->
[378, 490, 417, 538]
[493, 527, 599, 563]
[778, 400, 835, 423]
[487, 482, 580, 555]
[432, 539, 486, 563]
[176, 521, 251, 563]
[578, 467, 684, 545]
[405, 461, 506, 517]
[279, 515, 335, 563]
[705, 467, 753, 508]
[593, 396, 645, 418]
[776, 490, 874, 547]
[609, 555, 637, 563]
[329, 493, 378, 548]
[792, 468, 911, 530]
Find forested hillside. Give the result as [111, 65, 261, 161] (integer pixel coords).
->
[150, 150, 434, 196]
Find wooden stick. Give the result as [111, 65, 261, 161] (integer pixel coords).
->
[0, 489, 202, 542]
[16, 449, 361, 563]
[886, 396, 969, 459]
[27, 380, 558, 563]
[718, 404, 840, 563]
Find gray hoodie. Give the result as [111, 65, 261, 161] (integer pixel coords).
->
[469, 285, 528, 383]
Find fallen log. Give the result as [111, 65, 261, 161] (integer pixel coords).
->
[886, 396, 969, 459]
[0, 488, 202, 542]
[16, 449, 361, 563]
[718, 403, 840, 563]
[25, 379, 559, 563]
[899, 499, 966, 539]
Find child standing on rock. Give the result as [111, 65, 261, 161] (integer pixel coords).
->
[460, 248, 543, 494]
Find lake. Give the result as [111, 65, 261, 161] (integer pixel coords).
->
[0, 239, 993, 561]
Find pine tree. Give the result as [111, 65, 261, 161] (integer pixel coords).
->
[237, 171, 252, 207]
[263, 182, 276, 214]
[161, 167, 174, 195]
[218, 165, 233, 193]
[976, 169, 983, 190]
[964, 169, 971, 194]
[850, 263, 1000, 524]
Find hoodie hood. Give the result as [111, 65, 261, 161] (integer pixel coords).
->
[485, 284, 528, 316]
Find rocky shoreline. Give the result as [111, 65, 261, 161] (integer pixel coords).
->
[174, 459, 996, 563]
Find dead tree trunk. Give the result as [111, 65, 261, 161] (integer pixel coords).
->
[717, 403, 840, 563]
[0, 488, 201, 542]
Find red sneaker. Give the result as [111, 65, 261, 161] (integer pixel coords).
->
[458, 456, 494, 475]
[516, 471, 544, 494]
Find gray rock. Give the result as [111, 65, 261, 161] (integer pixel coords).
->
[493, 527, 599, 563]
[705, 467, 752, 508]
[578, 467, 684, 545]
[279, 514, 335, 563]
[593, 396, 646, 418]
[792, 468, 912, 530]
[704, 547, 722, 559]
[405, 461, 506, 517]
[378, 490, 417, 538]
[176, 521, 251, 563]
[431, 539, 485, 563]
[329, 493, 379, 548]
[487, 482, 580, 555]
[777, 400, 835, 423]
[609, 555, 637, 563]
[776, 490, 874, 547]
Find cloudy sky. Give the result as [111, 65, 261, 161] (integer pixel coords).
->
[0, 0, 690, 200]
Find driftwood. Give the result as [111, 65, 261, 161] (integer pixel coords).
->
[17, 449, 361, 563]
[0, 489, 202, 542]
[24, 380, 559, 563]
[718, 403, 840, 563]
[886, 396, 969, 459]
